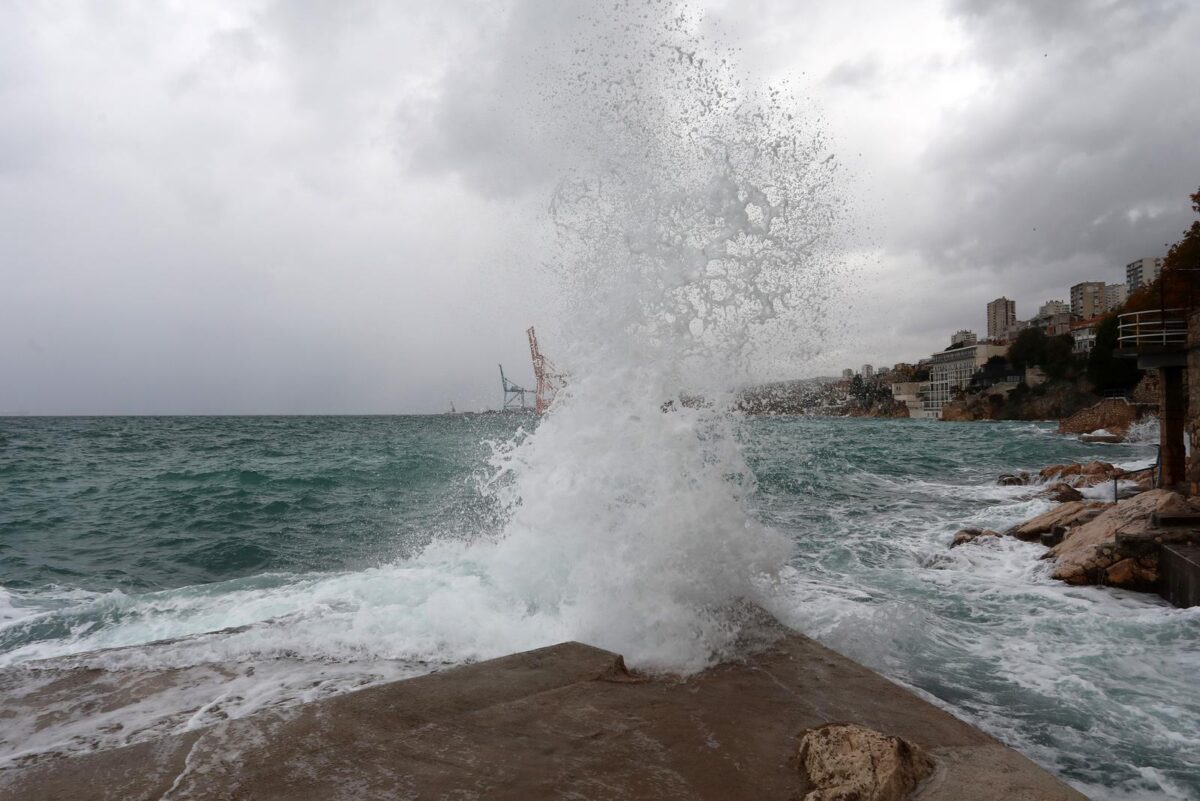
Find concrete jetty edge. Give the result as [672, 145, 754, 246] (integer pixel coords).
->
[0, 620, 1088, 800]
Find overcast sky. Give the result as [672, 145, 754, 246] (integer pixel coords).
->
[2, 0, 1197, 414]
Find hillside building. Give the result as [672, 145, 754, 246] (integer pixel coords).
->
[890, 381, 936, 419]
[923, 342, 1009, 418]
[1038, 300, 1069, 318]
[1105, 282, 1128, 311]
[1070, 281, 1106, 319]
[1071, 319, 1099, 355]
[1126, 257, 1163, 294]
[986, 297, 1016, 341]
[1001, 319, 1030, 343]
[951, 330, 978, 347]
[1037, 312, 1075, 337]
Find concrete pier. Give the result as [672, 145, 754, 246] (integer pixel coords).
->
[0, 626, 1087, 801]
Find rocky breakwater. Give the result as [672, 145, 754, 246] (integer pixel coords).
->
[952, 460, 1190, 594]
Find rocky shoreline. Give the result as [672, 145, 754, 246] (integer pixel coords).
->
[952, 458, 1200, 595]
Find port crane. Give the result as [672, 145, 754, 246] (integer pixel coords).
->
[499, 365, 532, 411]
[527, 326, 563, 415]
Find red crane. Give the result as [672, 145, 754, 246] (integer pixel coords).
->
[527, 327, 563, 415]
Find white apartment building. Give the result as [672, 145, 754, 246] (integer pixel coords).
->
[861, 364, 874, 378]
[923, 343, 1009, 418]
[951, 330, 978, 347]
[1071, 321, 1098, 354]
[1126, 257, 1163, 294]
[891, 381, 936, 419]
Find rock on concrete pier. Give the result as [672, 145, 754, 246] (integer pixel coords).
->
[0, 624, 1087, 801]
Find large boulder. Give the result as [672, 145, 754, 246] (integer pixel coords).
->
[1102, 557, 1158, 587]
[1039, 482, 1084, 503]
[1007, 501, 1105, 541]
[951, 528, 1002, 547]
[796, 723, 934, 801]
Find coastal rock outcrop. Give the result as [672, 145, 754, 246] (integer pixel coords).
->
[796, 723, 934, 801]
[1006, 501, 1105, 541]
[845, 398, 911, 419]
[1125, 467, 1157, 491]
[940, 394, 1005, 422]
[1038, 460, 1122, 487]
[951, 528, 1002, 547]
[1039, 482, 1084, 503]
[1048, 490, 1200, 589]
[996, 472, 1030, 486]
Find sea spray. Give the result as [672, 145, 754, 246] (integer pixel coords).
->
[1125, 415, 1160, 443]
[455, 3, 842, 670]
[0, 0, 847, 761]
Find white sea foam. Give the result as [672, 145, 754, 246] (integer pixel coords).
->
[0, 587, 28, 625]
[1126, 416, 1160, 443]
[759, 454, 1200, 801]
[1080, 480, 1140, 502]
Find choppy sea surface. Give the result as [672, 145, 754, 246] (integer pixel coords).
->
[1, 415, 1196, 799]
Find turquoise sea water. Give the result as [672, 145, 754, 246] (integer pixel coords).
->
[1, 415, 1197, 799]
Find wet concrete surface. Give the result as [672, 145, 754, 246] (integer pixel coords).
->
[0, 628, 1088, 800]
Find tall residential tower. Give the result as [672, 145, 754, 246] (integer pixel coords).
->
[986, 297, 1016, 341]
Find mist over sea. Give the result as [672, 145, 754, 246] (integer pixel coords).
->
[1, 415, 1196, 799]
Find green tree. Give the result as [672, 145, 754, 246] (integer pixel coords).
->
[849, 374, 865, 401]
[981, 355, 1010, 379]
[1007, 328, 1047, 371]
[1042, 334, 1075, 379]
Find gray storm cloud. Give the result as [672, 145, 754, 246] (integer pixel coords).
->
[913, 0, 1199, 273]
[1, 0, 1197, 412]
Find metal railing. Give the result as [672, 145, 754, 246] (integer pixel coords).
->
[1117, 308, 1188, 349]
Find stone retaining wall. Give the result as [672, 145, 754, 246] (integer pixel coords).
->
[1058, 397, 1141, 436]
